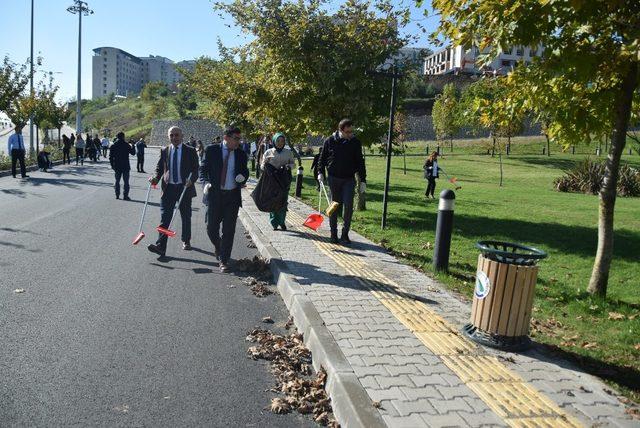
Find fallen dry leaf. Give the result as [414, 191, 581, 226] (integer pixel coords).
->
[634, 344, 640, 351]
[628, 314, 638, 321]
[372, 400, 382, 409]
[13, 288, 25, 294]
[270, 397, 291, 414]
[581, 342, 598, 349]
[608, 312, 626, 321]
[262, 316, 274, 324]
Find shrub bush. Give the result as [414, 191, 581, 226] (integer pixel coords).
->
[554, 158, 640, 197]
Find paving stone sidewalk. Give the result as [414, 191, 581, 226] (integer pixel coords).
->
[239, 184, 637, 428]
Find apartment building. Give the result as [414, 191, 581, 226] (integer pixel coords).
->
[423, 45, 543, 76]
[92, 47, 194, 99]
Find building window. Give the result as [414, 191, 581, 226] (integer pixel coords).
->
[103, 83, 107, 88]
[103, 77, 106, 81]
[516, 47, 524, 56]
[501, 60, 512, 68]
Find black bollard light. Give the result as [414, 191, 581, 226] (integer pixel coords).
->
[433, 189, 455, 272]
[295, 165, 304, 197]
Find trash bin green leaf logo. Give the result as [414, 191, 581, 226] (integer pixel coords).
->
[474, 271, 491, 299]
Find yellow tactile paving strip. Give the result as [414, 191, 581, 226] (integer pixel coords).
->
[284, 210, 583, 428]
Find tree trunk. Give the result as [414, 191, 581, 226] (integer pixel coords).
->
[58, 128, 61, 148]
[450, 136, 453, 153]
[491, 134, 496, 158]
[36, 125, 39, 154]
[498, 150, 504, 187]
[402, 141, 407, 175]
[355, 172, 366, 211]
[546, 135, 550, 157]
[588, 61, 638, 297]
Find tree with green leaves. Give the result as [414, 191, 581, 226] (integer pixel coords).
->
[171, 84, 198, 119]
[428, 0, 640, 297]
[432, 83, 460, 152]
[199, 0, 410, 144]
[49, 102, 70, 146]
[0, 56, 31, 114]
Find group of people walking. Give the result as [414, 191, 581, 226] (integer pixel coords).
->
[141, 119, 367, 273]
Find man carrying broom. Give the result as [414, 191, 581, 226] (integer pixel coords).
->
[147, 126, 199, 257]
[317, 119, 367, 246]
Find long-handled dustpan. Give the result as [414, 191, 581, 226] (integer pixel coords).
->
[157, 173, 193, 237]
[303, 182, 336, 230]
[440, 168, 462, 190]
[132, 181, 155, 245]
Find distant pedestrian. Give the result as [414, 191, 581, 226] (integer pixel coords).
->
[93, 136, 102, 160]
[310, 147, 324, 191]
[62, 134, 72, 164]
[75, 133, 86, 165]
[7, 124, 28, 178]
[317, 118, 367, 245]
[261, 133, 295, 231]
[101, 135, 109, 157]
[201, 126, 249, 272]
[423, 151, 441, 199]
[147, 126, 199, 257]
[109, 132, 135, 200]
[37, 148, 52, 172]
[196, 140, 205, 161]
[188, 135, 197, 148]
[135, 137, 147, 173]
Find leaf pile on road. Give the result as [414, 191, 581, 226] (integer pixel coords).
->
[235, 256, 274, 297]
[246, 327, 339, 427]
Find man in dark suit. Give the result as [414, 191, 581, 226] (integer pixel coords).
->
[147, 126, 200, 256]
[109, 132, 136, 200]
[201, 126, 249, 272]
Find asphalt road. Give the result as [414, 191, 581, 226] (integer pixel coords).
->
[0, 150, 314, 427]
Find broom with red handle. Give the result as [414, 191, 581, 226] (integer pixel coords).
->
[157, 173, 193, 237]
[132, 181, 156, 245]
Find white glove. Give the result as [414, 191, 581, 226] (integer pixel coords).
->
[317, 174, 324, 183]
[235, 174, 245, 183]
[203, 183, 211, 195]
[359, 182, 366, 193]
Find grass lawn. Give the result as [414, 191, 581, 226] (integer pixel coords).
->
[292, 137, 640, 401]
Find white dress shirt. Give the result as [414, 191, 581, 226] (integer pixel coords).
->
[220, 143, 236, 190]
[7, 133, 25, 152]
[168, 143, 183, 184]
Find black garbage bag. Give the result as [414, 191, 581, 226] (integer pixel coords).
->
[251, 163, 292, 212]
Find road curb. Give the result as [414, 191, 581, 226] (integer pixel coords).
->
[238, 207, 386, 428]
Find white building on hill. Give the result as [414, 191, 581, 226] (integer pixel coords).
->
[92, 47, 194, 99]
[423, 45, 543, 76]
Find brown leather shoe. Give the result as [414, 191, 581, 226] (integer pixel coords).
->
[182, 242, 192, 251]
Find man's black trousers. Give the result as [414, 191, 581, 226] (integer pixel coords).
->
[136, 154, 144, 172]
[156, 183, 192, 251]
[206, 190, 240, 263]
[11, 149, 26, 177]
[114, 170, 130, 198]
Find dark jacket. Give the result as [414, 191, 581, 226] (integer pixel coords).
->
[136, 140, 147, 156]
[154, 144, 200, 199]
[109, 138, 135, 172]
[423, 159, 440, 179]
[318, 131, 366, 182]
[200, 144, 249, 207]
[310, 152, 325, 178]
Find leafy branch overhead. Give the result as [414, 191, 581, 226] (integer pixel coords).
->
[189, 0, 413, 143]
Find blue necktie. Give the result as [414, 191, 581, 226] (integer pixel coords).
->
[172, 147, 179, 183]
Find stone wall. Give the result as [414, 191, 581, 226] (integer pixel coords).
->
[404, 114, 542, 141]
[150, 120, 224, 145]
[150, 117, 543, 146]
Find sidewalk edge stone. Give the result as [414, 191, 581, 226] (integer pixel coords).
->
[238, 207, 387, 428]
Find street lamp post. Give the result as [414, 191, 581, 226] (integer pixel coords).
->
[67, 0, 93, 135]
[29, 0, 34, 154]
[367, 65, 403, 230]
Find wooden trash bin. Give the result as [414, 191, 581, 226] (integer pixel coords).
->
[463, 241, 547, 351]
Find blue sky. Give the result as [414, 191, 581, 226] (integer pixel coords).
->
[1, 0, 438, 102]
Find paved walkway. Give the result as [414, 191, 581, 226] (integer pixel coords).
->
[239, 182, 637, 428]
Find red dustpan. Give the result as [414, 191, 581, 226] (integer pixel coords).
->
[303, 213, 324, 231]
[303, 183, 331, 231]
